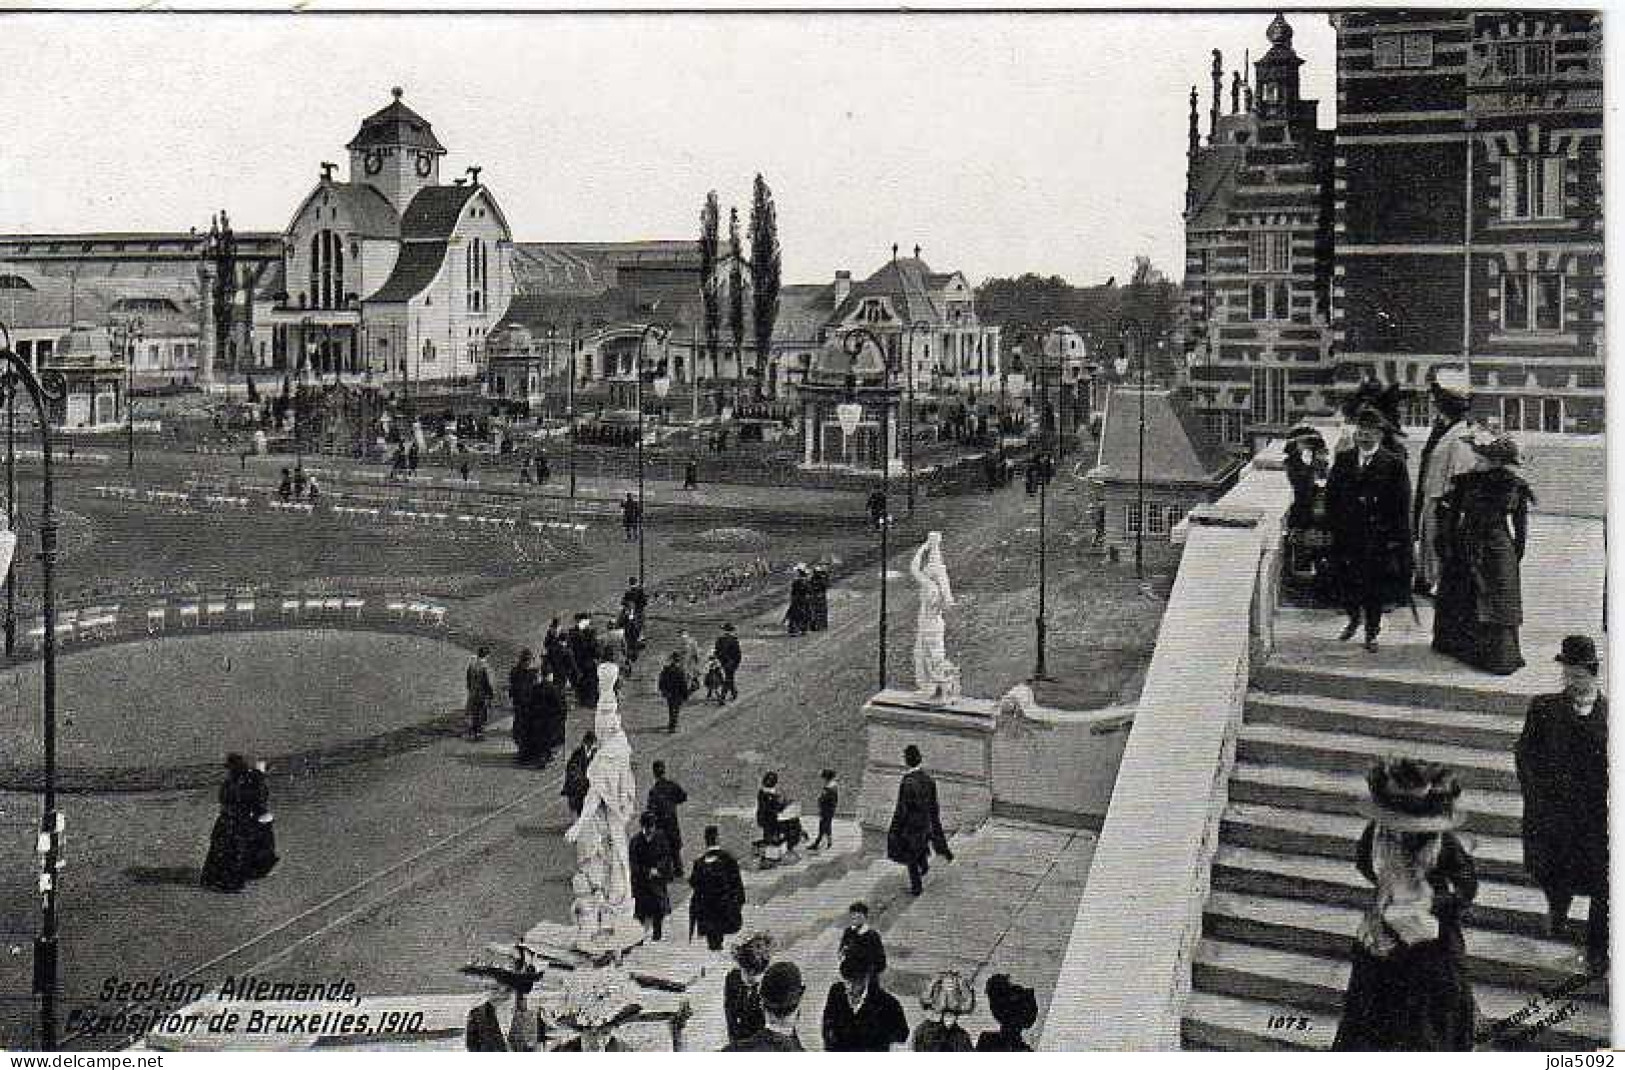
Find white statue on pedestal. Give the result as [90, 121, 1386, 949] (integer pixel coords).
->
[565, 662, 639, 944]
[911, 532, 961, 703]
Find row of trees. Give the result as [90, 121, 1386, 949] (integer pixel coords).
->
[698, 176, 783, 398]
[974, 256, 1183, 380]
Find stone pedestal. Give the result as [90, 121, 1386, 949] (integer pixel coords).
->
[857, 689, 996, 834]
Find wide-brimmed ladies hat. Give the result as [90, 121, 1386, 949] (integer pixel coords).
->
[1352, 404, 1396, 433]
[1470, 433, 1522, 468]
[1285, 423, 1327, 452]
[1359, 757, 1463, 832]
[986, 974, 1038, 1031]
[919, 971, 976, 1016]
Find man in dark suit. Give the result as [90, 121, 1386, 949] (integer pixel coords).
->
[1516, 634, 1609, 974]
[646, 760, 687, 870]
[567, 614, 600, 707]
[1325, 406, 1412, 651]
[886, 745, 953, 896]
[713, 622, 742, 703]
[722, 962, 806, 1051]
[840, 901, 887, 975]
[687, 825, 745, 951]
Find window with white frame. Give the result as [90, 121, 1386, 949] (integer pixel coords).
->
[1501, 157, 1564, 221]
[1125, 502, 1142, 536]
[1374, 33, 1434, 69]
[1147, 505, 1169, 536]
[1494, 41, 1553, 79]
[1502, 271, 1563, 332]
[1250, 281, 1293, 321]
[1248, 232, 1292, 274]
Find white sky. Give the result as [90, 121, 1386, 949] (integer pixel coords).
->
[0, 11, 1334, 287]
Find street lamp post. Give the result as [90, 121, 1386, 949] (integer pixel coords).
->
[1030, 327, 1051, 681]
[904, 320, 930, 515]
[111, 317, 143, 472]
[568, 320, 581, 500]
[0, 320, 67, 1051]
[843, 327, 889, 690]
[1119, 318, 1148, 580]
[636, 325, 667, 589]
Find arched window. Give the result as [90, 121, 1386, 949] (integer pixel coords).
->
[309, 230, 344, 310]
[467, 237, 489, 312]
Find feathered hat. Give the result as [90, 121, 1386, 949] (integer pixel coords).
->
[920, 971, 977, 1016]
[1341, 380, 1407, 437]
[1359, 757, 1463, 833]
[986, 974, 1039, 1032]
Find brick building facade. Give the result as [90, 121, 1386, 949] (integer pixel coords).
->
[1332, 10, 1604, 433]
[1181, 15, 1337, 446]
[1183, 11, 1605, 439]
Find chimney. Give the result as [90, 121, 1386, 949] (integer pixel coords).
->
[834, 270, 852, 306]
[1210, 50, 1223, 142]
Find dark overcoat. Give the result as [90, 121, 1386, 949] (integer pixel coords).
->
[688, 848, 745, 941]
[647, 777, 687, 857]
[629, 828, 675, 922]
[886, 768, 949, 866]
[1325, 445, 1413, 607]
[1515, 692, 1608, 895]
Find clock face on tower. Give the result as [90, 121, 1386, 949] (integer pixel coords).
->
[363, 149, 384, 176]
[415, 152, 433, 178]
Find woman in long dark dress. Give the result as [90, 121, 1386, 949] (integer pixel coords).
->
[242, 760, 279, 880]
[1432, 434, 1533, 675]
[201, 754, 258, 892]
[1334, 758, 1478, 1051]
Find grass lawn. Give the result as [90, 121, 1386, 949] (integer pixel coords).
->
[0, 630, 469, 784]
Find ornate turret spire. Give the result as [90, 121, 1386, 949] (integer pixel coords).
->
[1187, 85, 1200, 156]
[1210, 49, 1223, 141]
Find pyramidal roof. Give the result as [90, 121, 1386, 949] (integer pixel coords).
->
[346, 88, 447, 153]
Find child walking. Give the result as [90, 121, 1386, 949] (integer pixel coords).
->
[809, 768, 838, 852]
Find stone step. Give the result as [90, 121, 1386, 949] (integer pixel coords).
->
[1237, 722, 1519, 793]
[1204, 889, 1606, 999]
[1221, 801, 1533, 887]
[1191, 937, 1611, 1051]
[1246, 691, 1522, 752]
[1211, 843, 1588, 941]
[1181, 989, 1332, 1051]
[1253, 661, 1535, 718]
[1229, 762, 1523, 839]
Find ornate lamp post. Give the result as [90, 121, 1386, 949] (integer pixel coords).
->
[843, 327, 889, 689]
[636, 324, 667, 589]
[111, 317, 143, 471]
[1118, 318, 1148, 580]
[0, 321, 67, 1050]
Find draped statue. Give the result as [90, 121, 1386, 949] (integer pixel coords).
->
[565, 662, 639, 942]
[910, 532, 961, 703]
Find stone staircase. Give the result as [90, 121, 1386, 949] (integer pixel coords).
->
[1181, 663, 1611, 1051]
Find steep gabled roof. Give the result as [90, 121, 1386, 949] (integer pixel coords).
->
[285, 181, 400, 241]
[1094, 386, 1241, 485]
[346, 90, 446, 153]
[1186, 145, 1244, 231]
[366, 242, 447, 304]
[399, 184, 481, 241]
[828, 257, 945, 327]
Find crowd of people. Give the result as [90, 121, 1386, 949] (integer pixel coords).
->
[716, 915, 1041, 1051]
[1284, 373, 1540, 672]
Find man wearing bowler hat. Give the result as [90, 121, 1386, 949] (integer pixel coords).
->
[722, 961, 806, 1051]
[1325, 405, 1412, 651]
[1516, 634, 1609, 974]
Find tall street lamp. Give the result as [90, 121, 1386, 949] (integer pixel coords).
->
[0, 320, 67, 1050]
[904, 320, 930, 515]
[843, 326, 889, 689]
[568, 320, 581, 500]
[1118, 318, 1148, 580]
[1028, 327, 1053, 681]
[111, 317, 143, 472]
[636, 324, 667, 589]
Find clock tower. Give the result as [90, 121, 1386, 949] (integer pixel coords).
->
[346, 87, 447, 214]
